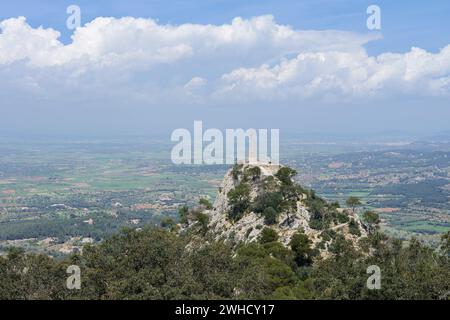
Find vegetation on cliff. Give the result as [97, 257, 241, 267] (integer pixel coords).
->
[0, 225, 449, 300]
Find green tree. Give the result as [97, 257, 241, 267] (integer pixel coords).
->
[345, 196, 361, 214]
[275, 167, 297, 186]
[178, 205, 189, 224]
[160, 217, 175, 229]
[362, 210, 380, 233]
[189, 242, 238, 299]
[289, 232, 315, 266]
[348, 218, 361, 236]
[231, 164, 243, 180]
[227, 182, 251, 221]
[78, 227, 197, 299]
[252, 192, 283, 213]
[0, 247, 68, 300]
[244, 166, 261, 181]
[195, 212, 209, 234]
[259, 228, 279, 244]
[263, 207, 279, 225]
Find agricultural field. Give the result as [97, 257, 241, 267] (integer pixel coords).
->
[285, 141, 450, 246]
[0, 137, 225, 256]
[0, 136, 449, 255]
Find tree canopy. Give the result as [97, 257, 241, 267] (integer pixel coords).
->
[1, 225, 448, 300]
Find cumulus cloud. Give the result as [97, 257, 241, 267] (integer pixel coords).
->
[0, 14, 449, 109]
[220, 46, 450, 100]
[0, 15, 378, 67]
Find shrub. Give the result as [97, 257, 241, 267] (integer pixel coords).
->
[263, 175, 278, 192]
[275, 167, 297, 186]
[263, 207, 279, 225]
[259, 227, 279, 244]
[244, 166, 261, 181]
[348, 219, 361, 236]
[252, 192, 283, 213]
[318, 229, 337, 247]
[363, 210, 380, 232]
[160, 217, 175, 229]
[337, 211, 350, 224]
[289, 232, 315, 266]
[231, 164, 243, 180]
[195, 212, 209, 234]
[309, 219, 323, 230]
[199, 198, 213, 210]
[227, 182, 251, 221]
[330, 201, 340, 209]
[178, 205, 189, 224]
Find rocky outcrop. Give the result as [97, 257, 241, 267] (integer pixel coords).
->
[189, 162, 367, 253]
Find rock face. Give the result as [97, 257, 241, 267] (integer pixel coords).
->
[203, 163, 367, 251]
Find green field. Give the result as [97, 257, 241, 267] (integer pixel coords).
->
[1, 138, 449, 254]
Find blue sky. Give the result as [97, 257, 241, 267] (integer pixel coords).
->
[0, 1, 449, 137]
[2, 0, 449, 54]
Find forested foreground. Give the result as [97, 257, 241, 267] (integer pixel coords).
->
[0, 225, 449, 300]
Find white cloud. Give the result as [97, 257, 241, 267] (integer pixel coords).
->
[0, 15, 377, 68]
[220, 46, 450, 100]
[0, 15, 449, 109]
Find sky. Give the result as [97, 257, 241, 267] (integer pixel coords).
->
[0, 0, 449, 137]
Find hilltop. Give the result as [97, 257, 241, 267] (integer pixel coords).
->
[183, 162, 367, 255]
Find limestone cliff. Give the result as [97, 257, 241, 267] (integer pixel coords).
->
[187, 163, 367, 253]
